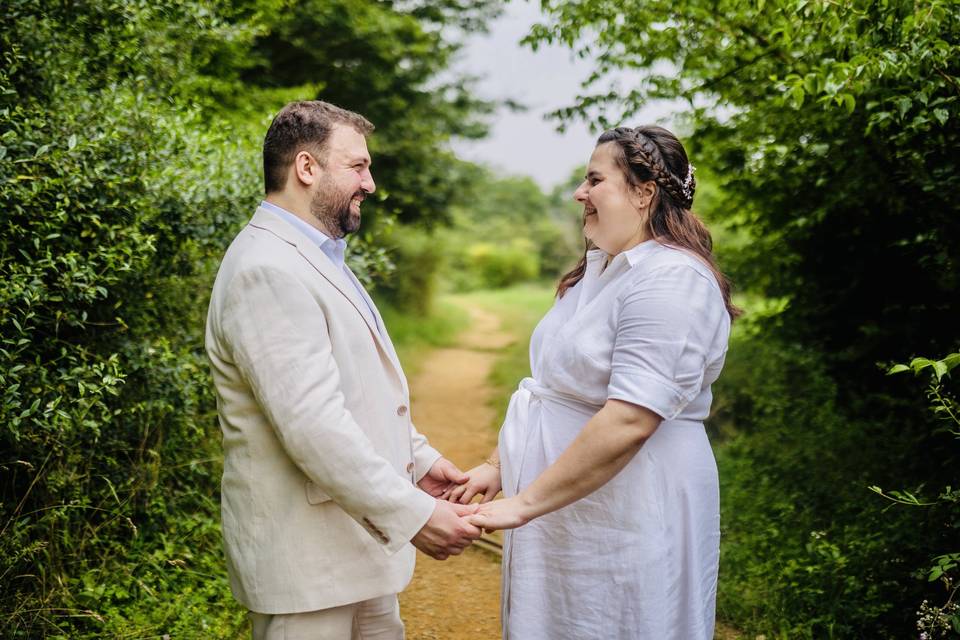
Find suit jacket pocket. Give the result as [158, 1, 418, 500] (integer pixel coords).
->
[305, 480, 332, 505]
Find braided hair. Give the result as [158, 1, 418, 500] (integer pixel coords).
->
[557, 126, 740, 320]
[612, 126, 695, 209]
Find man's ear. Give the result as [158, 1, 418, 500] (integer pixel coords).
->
[292, 150, 321, 187]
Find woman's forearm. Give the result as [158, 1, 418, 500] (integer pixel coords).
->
[516, 399, 661, 521]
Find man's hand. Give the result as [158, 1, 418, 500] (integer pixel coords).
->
[411, 500, 481, 560]
[417, 457, 468, 498]
[441, 462, 502, 504]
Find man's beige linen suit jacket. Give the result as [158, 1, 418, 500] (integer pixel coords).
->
[205, 207, 440, 614]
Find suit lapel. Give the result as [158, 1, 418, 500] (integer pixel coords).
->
[248, 208, 406, 388]
[343, 268, 407, 393]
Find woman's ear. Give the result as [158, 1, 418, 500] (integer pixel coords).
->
[633, 180, 657, 209]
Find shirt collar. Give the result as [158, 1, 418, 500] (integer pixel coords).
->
[586, 238, 660, 271]
[260, 200, 348, 267]
[622, 238, 662, 267]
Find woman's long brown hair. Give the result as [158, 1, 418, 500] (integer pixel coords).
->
[557, 126, 741, 320]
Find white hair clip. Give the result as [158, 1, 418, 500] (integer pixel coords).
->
[681, 164, 696, 202]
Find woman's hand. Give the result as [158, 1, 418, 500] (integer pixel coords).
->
[466, 496, 534, 533]
[441, 462, 502, 504]
[418, 457, 468, 497]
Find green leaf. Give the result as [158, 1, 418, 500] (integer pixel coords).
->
[791, 85, 805, 109]
[932, 360, 948, 381]
[896, 96, 912, 118]
[841, 93, 855, 114]
[943, 353, 960, 371]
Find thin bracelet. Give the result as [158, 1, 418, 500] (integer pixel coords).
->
[485, 457, 501, 469]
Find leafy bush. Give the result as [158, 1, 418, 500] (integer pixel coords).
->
[0, 91, 254, 640]
[875, 354, 960, 639]
[463, 239, 541, 290]
[0, 2, 256, 635]
[373, 226, 443, 316]
[437, 167, 580, 292]
[712, 322, 960, 638]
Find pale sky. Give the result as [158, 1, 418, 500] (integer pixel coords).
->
[450, 0, 679, 191]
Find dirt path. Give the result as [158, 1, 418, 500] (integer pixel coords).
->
[399, 302, 512, 639]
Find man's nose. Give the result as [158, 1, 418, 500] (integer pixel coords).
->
[361, 169, 376, 194]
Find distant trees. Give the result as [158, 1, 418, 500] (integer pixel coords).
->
[441, 168, 582, 291]
[376, 167, 581, 314]
[526, 1, 960, 636]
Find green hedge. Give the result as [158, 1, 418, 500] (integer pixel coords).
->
[712, 327, 960, 638]
[1, 2, 259, 634]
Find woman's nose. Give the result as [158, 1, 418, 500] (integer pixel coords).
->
[573, 181, 588, 203]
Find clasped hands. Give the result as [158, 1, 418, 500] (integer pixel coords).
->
[411, 457, 531, 560]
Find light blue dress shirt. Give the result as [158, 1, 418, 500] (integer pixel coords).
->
[260, 200, 381, 335]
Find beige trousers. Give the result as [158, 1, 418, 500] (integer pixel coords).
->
[249, 594, 404, 640]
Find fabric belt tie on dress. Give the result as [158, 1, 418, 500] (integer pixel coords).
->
[499, 377, 601, 497]
[497, 376, 601, 637]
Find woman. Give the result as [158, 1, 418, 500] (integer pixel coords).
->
[445, 126, 738, 639]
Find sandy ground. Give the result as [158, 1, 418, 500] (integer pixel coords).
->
[399, 303, 511, 639]
[399, 301, 744, 640]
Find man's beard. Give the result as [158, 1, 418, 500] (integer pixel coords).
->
[310, 182, 363, 239]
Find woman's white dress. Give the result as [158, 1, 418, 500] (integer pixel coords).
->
[498, 240, 731, 640]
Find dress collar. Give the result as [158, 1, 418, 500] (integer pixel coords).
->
[622, 238, 662, 267]
[586, 238, 661, 270]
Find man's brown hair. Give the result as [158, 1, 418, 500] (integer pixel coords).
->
[262, 100, 374, 194]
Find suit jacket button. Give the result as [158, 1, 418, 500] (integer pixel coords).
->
[396, 405, 408, 417]
[406, 462, 414, 474]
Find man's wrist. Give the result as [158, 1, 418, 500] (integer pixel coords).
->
[415, 450, 443, 483]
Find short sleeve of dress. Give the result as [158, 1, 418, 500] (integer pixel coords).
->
[607, 263, 725, 420]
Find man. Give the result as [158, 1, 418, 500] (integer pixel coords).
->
[205, 100, 481, 639]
